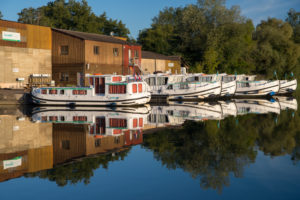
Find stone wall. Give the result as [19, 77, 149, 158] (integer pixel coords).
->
[0, 46, 51, 89]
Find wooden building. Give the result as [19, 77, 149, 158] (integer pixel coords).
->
[141, 51, 182, 74]
[0, 115, 53, 182]
[0, 20, 52, 89]
[52, 29, 141, 86]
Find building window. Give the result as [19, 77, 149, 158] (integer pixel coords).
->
[113, 48, 119, 56]
[114, 136, 120, 144]
[95, 139, 101, 147]
[94, 46, 99, 55]
[61, 140, 70, 150]
[60, 45, 69, 55]
[134, 50, 139, 58]
[60, 73, 69, 81]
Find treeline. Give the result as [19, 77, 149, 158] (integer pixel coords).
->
[138, 0, 300, 79]
[142, 109, 300, 193]
[16, 0, 130, 38]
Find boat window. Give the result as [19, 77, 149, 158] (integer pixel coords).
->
[73, 90, 87, 95]
[60, 116, 65, 121]
[41, 89, 47, 94]
[49, 116, 58, 121]
[73, 116, 87, 122]
[112, 76, 122, 82]
[109, 118, 127, 128]
[109, 85, 126, 94]
[41, 116, 47, 122]
[49, 89, 57, 94]
[139, 118, 143, 127]
[60, 90, 64, 95]
[167, 85, 173, 90]
[133, 118, 138, 128]
[157, 77, 168, 85]
[147, 114, 169, 123]
[145, 77, 156, 86]
[138, 84, 143, 93]
[179, 83, 189, 89]
[132, 84, 137, 93]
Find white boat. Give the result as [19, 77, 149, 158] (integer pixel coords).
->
[31, 106, 150, 137]
[186, 73, 237, 96]
[279, 79, 297, 94]
[219, 101, 237, 117]
[147, 102, 224, 127]
[143, 74, 221, 99]
[234, 75, 280, 96]
[234, 99, 281, 115]
[275, 96, 298, 111]
[31, 75, 151, 106]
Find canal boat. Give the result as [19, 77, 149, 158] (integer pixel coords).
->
[186, 73, 237, 96]
[234, 75, 280, 96]
[234, 99, 281, 115]
[31, 75, 151, 106]
[275, 96, 298, 111]
[143, 74, 222, 99]
[147, 102, 224, 127]
[279, 79, 297, 94]
[31, 106, 150, 137]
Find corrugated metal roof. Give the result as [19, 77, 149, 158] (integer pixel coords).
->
[52, 28, 139, 46]
[142, 50, 180, 61]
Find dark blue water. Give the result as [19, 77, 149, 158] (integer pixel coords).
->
[0, 97, 299, 199]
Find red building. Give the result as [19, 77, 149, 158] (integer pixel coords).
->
[123, 44, 142, 75]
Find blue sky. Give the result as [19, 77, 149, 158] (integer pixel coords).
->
[1, 0, 299, 38]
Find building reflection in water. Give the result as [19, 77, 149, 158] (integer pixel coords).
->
[0, 96, 297, 187]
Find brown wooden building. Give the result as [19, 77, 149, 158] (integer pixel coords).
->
[0, 20, 52, 89]
[52, 28, 141, 86]
[141, 51, 182, 74]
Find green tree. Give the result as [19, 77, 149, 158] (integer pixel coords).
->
[286, 8, 300, 43]
[0, 10, 3, 19]
[252, 18, 300, 79]
[17, 0, 130, 37]
[138, 0, 255, 74]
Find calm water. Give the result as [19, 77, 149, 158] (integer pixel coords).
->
[0, 96, 299, 199]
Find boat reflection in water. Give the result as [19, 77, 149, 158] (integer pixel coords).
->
[0, 97, 298, 187]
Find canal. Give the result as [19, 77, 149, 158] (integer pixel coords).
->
[0, 96, 299, 199]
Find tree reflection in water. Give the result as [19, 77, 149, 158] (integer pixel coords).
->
[25, 149, 130, 186]
[142, 109, 300, 193]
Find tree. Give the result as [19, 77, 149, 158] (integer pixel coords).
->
[252, 18, 300, 79]
[17, 0, 130, 37]
[138, 0, 255, 74]
[286, 8, 300, 43]
[0, 10, 3, 19]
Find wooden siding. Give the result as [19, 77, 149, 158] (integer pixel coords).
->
[141, 58, 166, 74]
[26, 24, 51, 50]
[85, 135, 125, 156]
[53, 124, 87, 165]
[165, 60, 181, 74]
[84, 40, 122, 65]
[52, 30, 85, 64]
[0, 20, 51, 50]
[52, 64, 83, 86]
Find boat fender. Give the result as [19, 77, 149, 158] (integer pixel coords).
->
[268, 91, 276, 96]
